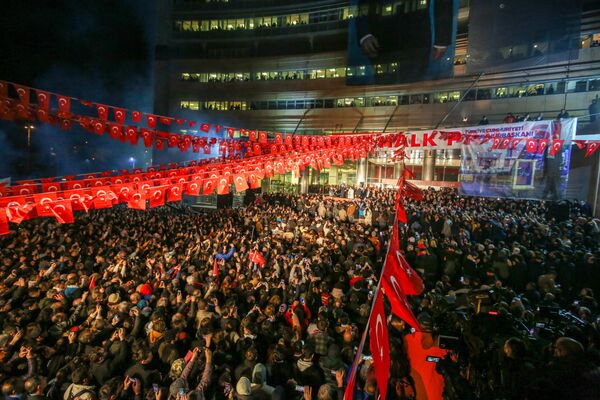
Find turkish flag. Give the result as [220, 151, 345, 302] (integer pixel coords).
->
[259, 131, 267, 144]
[573, 140, 586, 150]
[204, 144, 211, 154]
[272, 132, 282, 145]
[126, 126, 138, 145]
[185, 180, 202, 196]
[525, 139, 538, 154]
[160, 117, 172, 125]
[93, 120, 105, 135]
[585, 142, 600, 158]
[141, 129, 153, 147]
[57, 96, 70, 116]
[91, 187, 114, 209]
[233, 174, 248, 192]
[41, 182, 61, 193]
[146, 114, 157, 128]
[127, 191, 146, 210]
[227, 127, 235, 138]
[490, 138, 501, 150]
[155, 138, 165, 151]
[549, 139, 564, 156]
[498, 138, 511, 150]
[175, 118, 185, 125]
[248, 173, 261, 189]
[64, 190, 90, 212]
[132, 110, 142, 122]
[386, 228, 424, 296]
[34, 192, 58, 217]
[49, 200, 74, 224]
[148, 186, 166, 208]
[284, 134, 292, 146]
[402, 181, 424, 201]
[248, 249, 265, 267]
[0, 208, 9, 236]
[217, 177, 230, 195]
[537, 138, 549, 155]
[109, 124, 122, 139]
[369, 290, 390, 400]
[4, 197, 34, 224]
[114, 108, 126, 124]
[397, 200, 408, 224]
[113, 184, 135, 202]
[248, 130, 257, 142]
[96, 104, 109, 120]
[14, 85, 29, 108]
[381, 276, 421, 331]
[12, 184, 37, 196]
[167, 184, 183, 202]
[509, 138, 523, 150]
[168, 134, 179, 148]
[36, 90, 51, 111]
[200, 123, 211, 133]
[203, 178, 217, 195]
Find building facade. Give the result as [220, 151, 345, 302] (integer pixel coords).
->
[153, 0, 600, 207]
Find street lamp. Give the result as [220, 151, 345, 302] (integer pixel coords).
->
[129, 157, 136, 169]
[24, 125, 35, 149]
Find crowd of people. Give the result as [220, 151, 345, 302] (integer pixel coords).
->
[1, 186, 599, 400]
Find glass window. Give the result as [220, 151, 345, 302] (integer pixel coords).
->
[495, 87, 508, 98]
[277, 100, 285, 109]
[357, 66, 366, 76]
[526, 83, 545, 96]
[448, 91, 461, 102]
[400, 95, 409, 105]
[315, 99, 324, 108]
[175, 21, 183, 31]
[476, 88, 491, 100]
[382, 4, 394, 16]
[589, 79, 600, 91]
[410, 94, 423, 104]
[463, 89, 475, 101]
[295, 100, 304, 109]
[433, 92, 448, 103]
[324, 99, 334, 108]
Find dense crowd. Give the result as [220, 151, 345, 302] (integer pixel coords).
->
[0, 187, 599, 400]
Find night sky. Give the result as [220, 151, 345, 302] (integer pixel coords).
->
[0, 0, 155, 179]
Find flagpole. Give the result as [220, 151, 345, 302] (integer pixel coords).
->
[344, 181, 402, 399]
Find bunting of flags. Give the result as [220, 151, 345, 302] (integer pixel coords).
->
[0, 141, 375, 235]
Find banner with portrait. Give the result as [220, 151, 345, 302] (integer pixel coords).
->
[347, 0, 458, 85]
[459, 119, 577, 200]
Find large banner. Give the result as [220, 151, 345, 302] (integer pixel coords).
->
[459, 119, 576, 200]
[467, 0, 582, 74]
[347, 0, 458, 85]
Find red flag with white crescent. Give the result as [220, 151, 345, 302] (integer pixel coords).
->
[203, 178, 217, 195]
[537, 138, 549, 155]
[148, 186, 166, 208]
[114, 107, 126, 124]
[549, 139, 564, 157]
[216, 176, 229, 195]
[14, 85, 30, 108]
[132, 110, 142, 122]
[57, 95, 71, 117]
[49, 200, 74, 224]
[146, 114, 157, 128]
[127, 191, 146, 210]
[167, 184, 183, 202]
[369, 290, 390, 400]
[525, 138, 538, 154]
[585, 142, 600, 158]
[96, 104, 109, 121]
[36, 90, 50, 111]
[385, 226, 424, 296]
[233, 174, 248, 192]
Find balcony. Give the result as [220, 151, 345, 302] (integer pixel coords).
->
[173, 18, 349, 40]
